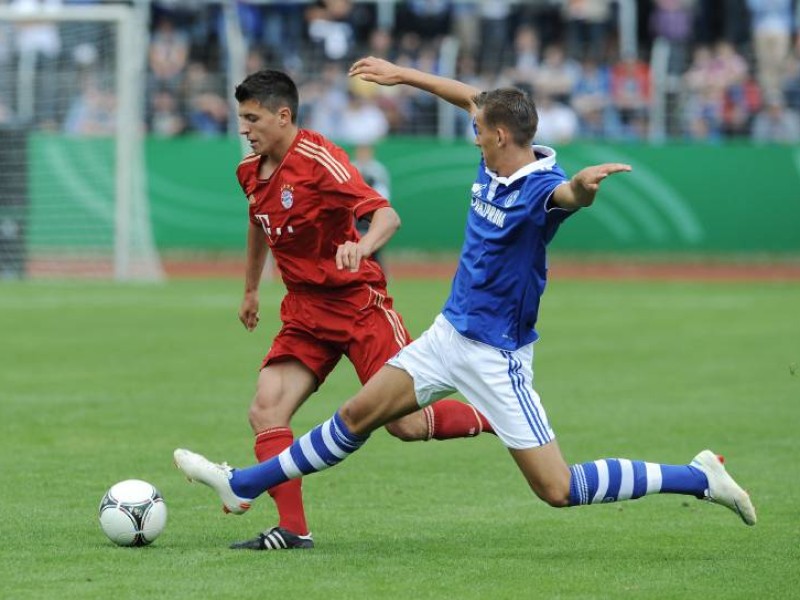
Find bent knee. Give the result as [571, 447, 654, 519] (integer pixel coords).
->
[527, 472, 571, 508]
[541, 490, 571, 508]
[248, 390, 296, 431]
[534, 482, 571, 508]
[384, 412, 429, 442]
[248, 402, 285, 431]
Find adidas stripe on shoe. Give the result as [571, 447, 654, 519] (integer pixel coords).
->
[229, 526, 314, 550]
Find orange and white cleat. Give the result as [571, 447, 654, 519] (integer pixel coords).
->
[173, 448, 252, 515]
[691, 449, 756, 526]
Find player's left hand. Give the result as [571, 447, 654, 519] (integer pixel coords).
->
[574, 163, 632, 192]
[348, 56, 403, 86]
[555, 162, 632, 209]
[336, 240, 366, 272]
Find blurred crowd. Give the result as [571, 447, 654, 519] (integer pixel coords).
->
[2, 0, 800, 144]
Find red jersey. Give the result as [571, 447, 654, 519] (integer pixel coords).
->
[237, 130, 390, 292]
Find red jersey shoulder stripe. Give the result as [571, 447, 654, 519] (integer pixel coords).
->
[238, 153, 260, 168]
[296, 139, 351, 184]
[296, 139, 350, 183]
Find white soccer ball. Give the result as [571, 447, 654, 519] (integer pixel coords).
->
[99, 479, 167, 547]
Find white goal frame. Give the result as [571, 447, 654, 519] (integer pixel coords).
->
[0, 3, 162, 281]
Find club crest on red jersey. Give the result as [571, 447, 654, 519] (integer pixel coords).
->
[280, 184, 294, 209]
[247, 194, 256, 205]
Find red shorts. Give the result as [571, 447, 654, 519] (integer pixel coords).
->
[262, 285, 411, 385]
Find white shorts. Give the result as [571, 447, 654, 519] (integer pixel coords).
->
[387, 314, 555, 449]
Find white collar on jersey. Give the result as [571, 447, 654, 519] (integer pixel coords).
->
[483, 144, 557, 186]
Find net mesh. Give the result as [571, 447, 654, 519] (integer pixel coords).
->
[0, 7, 162, 280]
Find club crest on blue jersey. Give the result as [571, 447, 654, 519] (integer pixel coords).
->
[280, 184, 294, 209]
[504, 191, 520, 207]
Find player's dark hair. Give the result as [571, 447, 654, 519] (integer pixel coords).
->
[235, 70, 299, 124]
[472, 88, 538, 146]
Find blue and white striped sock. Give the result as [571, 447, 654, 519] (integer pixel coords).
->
[230, 412, 369, 500]
[568, 459, 708, 506]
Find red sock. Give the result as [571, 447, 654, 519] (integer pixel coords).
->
[254, 427, 309, 535]
[424, 399, 495, 440]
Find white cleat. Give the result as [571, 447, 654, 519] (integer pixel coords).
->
[691, 449, 756, 526]
[173, 448, 252, 515]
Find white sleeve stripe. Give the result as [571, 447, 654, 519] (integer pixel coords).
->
[295, 147, 347, 183]
[311, 146, 350, 182]
[298, 140, 350, 181]
[296, 140, 351, 183]
[592, 459, 610, 503]
[238, 153, 260, 165]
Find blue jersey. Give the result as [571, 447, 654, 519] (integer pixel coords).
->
[442, 145, 573, 351]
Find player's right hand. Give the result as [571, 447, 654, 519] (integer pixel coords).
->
[336, 240, 365, 273]
[239, 294, 260, 332]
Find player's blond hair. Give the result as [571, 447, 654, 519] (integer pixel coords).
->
[472, 89, 538, 146]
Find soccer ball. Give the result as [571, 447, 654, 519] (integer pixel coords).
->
[99, 479, 167, 547]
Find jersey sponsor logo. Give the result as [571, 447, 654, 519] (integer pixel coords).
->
[486, 180, 499, 202]
[255, 213, 295, 244]
[280, 184, 294, 209]
[296, 139, 351, 183]
[471, 196, 507, 228]
[471, 183, 486, 195]
[255, 213, 271, 237]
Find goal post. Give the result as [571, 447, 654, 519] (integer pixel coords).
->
[0, 3, 163, 281]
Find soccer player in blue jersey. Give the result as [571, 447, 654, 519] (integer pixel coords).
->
[175, 57, 756, 531]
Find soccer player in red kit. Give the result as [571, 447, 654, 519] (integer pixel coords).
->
[227, 69, 493, 550]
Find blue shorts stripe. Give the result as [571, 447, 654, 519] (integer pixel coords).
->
[631, 460, 649, 499]
[310, 424, 341, 466]
[605, 459, 622, 501]
[502, 352, 532, 439]
[289, 442, 316, 475]
[508, 353, 547, 444]
[513, 356, 550, 444]
[503, 351, 549, 445]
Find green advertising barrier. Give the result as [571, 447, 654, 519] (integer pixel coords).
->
[145, 137, 244, 250]
[553, 144, 800, 253]
[27, 135, 800, 253]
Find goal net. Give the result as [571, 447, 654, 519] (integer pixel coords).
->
[0, 3, 163, 281]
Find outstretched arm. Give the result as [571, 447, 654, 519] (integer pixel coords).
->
[349, 56, 481, 115]
[552, 163, 632, 210]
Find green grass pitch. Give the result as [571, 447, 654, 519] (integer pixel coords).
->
[1, 276, 798, 599]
